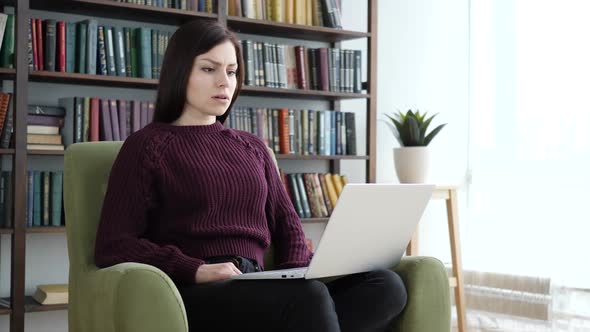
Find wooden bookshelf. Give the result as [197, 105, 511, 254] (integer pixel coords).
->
[227, 16, 370, 42]
[27, 149, 65, 156]
[26, 227, 66, 234]
[24, 296, 67, 313]
[29, 71, 157, 89]
[29, 0, 217, 25]
[3, 1, 378, 331]
[0, 148, 15, 155]
[0, 67, 15, 80]
[301, 218, 329, 224]
[276, 154, 369, 160]
[29, 71, 370, 100]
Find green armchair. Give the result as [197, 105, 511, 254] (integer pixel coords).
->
[64, 141, 451, 332]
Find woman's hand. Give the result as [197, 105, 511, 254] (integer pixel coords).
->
[195, 263, 242, 283]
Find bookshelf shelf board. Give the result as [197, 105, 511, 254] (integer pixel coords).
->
[227, 16, 370, 42]
[29, 71, 158, 89]
[276, 154, 368, 160]
[26, 226, 66, 234]
[0, 67, 15, 80]
[241, 86, 369, 99]
[0, 228, 14, 234]
[0, 298, 11, 315]
[27, 149, 65, 156]
[29, 72, 369, 99]
[0, 149, 15, 155]
[302, 218, 329, 223]
[29, 0, 217, 25]
[24, 296, 67, 313]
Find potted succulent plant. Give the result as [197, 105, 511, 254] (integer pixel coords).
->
[384, 109, 446, 183]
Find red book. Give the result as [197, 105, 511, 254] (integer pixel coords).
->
[31, 19, 38, 71]
[36, 19, 44, 71]
[278, 108, 290, 154]
[89, 98, 100, 141]
[294, 46, 307, 90]
[57, 21, 66, 72]
[318, 48, 330, 91]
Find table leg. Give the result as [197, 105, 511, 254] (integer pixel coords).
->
[447, 189, 467, 332]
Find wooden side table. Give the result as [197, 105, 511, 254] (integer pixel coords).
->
[406, 186, 467, 332]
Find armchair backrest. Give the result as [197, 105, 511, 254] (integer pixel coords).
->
[64, 141, 278, 274]
[64, 142, 124, 273]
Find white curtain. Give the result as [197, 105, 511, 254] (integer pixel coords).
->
[466, 0, 590, 330]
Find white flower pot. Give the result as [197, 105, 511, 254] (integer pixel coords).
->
[393, 147, 430, 183]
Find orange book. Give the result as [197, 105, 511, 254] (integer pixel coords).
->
[318, 173, 334, 215]
[278, 108, 290, 154]
[332, 173, 343, 196]
[324, 173, 338, 207]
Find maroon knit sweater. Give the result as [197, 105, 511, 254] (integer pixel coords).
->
[94, 121, 312, 284]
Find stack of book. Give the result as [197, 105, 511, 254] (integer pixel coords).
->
[227, 107, 357, 156]
[26, 170, 64, 228]
[28, 105, 66, 151]
[58, 97, 154, 145]
[28, 17, 172, 79]
[241, 40, 362, 93]
[279, 171, 347, 219]
[227, 0, 343, 28]
[112, 0, 216, 13]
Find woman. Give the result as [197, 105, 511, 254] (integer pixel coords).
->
[94, 20, 407, 332]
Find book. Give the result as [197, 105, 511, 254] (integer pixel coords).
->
[32, 284, 68, 305]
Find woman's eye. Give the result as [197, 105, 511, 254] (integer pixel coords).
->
[228, 71, 237, 76]
[202, 68, 214, 72]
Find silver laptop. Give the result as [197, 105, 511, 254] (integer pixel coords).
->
[231, 183, 434, 280]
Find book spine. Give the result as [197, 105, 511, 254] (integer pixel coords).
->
[65, 22, 76, 73]
[57, 21, 66, 72]
[50, 172, 63, 227]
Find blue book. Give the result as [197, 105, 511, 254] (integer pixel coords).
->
[51, 172, 63, 226]
[33, 171, 41, 227]
[27, 171, 34, 227]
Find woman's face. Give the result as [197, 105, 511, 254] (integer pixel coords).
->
[183, 40, 238, 122]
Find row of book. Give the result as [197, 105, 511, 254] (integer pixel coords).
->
[226, 107, 356, 156]
[279, 171, 346, 219]
[29, 98, 155, 150]
[27, 17, 172, 79]
[228, 0, 342, 29]
[25, 171, 64, 228]
[242, 40, 361, 93]
[113, 0, 215, 12]
[0, 14, 15, 68]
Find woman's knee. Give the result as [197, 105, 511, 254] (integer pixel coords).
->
[296, 280, 335, 310]
[369, 269, 408, 316]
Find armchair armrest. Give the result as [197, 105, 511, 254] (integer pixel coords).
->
[84, 263, 188, 332]
[390, 256, 451, 332]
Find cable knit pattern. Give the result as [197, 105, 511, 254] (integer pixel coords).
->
[94, 121, 312, 285]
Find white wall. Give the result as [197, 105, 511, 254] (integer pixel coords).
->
[376, 0, 470, 262]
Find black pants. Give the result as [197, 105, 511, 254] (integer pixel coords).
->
[177, 257, 407, 332]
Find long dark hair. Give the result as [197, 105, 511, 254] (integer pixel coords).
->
[153, 20, 244, 124]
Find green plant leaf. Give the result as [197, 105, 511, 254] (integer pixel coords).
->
[383, 120, 404, 146]
[407, 115, 421, 146]
[424, 123, 447, 146]
[420, 113, 438, 139]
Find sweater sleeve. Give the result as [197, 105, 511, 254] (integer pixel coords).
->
[260, 144, 313, 269]
[94, 131, 204, 285]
